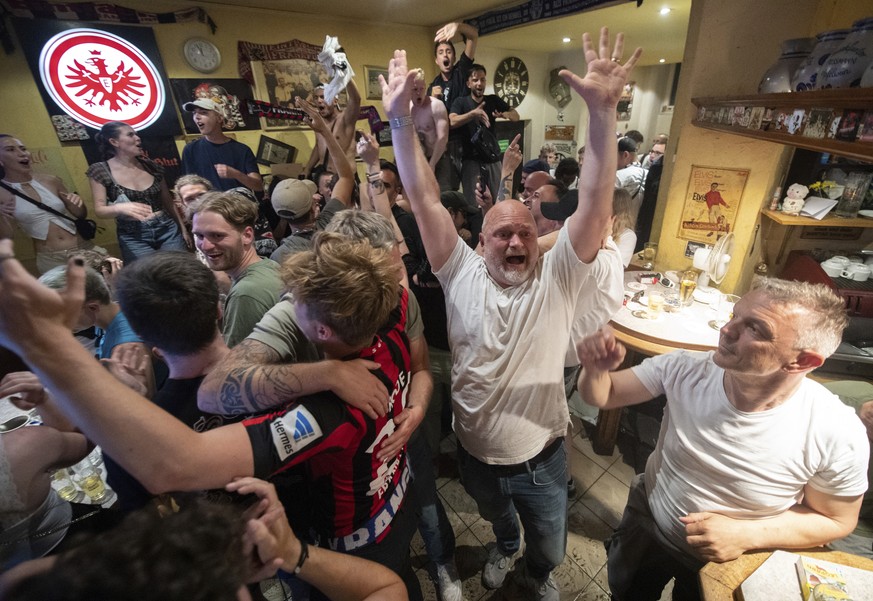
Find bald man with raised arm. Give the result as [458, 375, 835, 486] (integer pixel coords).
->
[379, 29, 640, 600]
[576, 278, 868, 601]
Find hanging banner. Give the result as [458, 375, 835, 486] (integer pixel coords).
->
[4, 2, 215, 31]
[467, 0, 624, 36]
[15, 19, 181, 138]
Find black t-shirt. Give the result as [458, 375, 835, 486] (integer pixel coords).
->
[428, 52, 474, 142]
[450, 94, 511, 161]
[103, 376, 248, 513]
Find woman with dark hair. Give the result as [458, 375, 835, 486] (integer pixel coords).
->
[0, 134, 108, 273]
[86, 121, 190, 263]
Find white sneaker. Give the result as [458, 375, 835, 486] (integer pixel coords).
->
[535, 574, 560, 601]
[482, 546, 514, 589]
[434, 561, 464, 601]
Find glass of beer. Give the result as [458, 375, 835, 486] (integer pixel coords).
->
[709, 293, 740, 330]
[53, 468, 80, 502]
[647, 291, 665, 318]
[73, 463, 108, 504]
[679, 270, 698, 306]
[641, 242, 658, 269]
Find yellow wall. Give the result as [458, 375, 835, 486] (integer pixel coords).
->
[0, 1, 432, 268]
[654, 0, 873, 294]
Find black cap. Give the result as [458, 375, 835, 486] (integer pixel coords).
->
[522, 159, 550, 174]
[539, 188, 578, 221]
[440, 191, 478, 215]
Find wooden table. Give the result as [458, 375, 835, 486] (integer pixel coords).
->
[591, 272, 721, 455]
[699, 549, 873, 600]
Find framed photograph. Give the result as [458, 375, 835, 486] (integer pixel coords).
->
[364, 66, 389, 101]
[678, 165, 750, 244]
[251, 54, 348, 130]
[803, 108, 833, 139]
[256, 135, 297, 166]
[170, 78, 259, 134]
[748, 107, 765, 130]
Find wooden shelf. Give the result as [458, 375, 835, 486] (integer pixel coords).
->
[691, 89, 873, 162]
[761, 208, 873, 228]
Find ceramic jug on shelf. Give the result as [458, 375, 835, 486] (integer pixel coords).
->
[817, 16, 873, 88]
[759, 37, 816, 93]
[791, 29, 851, 91]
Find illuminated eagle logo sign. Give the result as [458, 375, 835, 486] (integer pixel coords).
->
[39, 29, 166, 130]
[67, 49, 145, 112]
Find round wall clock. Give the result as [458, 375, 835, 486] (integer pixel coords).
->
[494, 56, 529, 109]
[183, 38, 221, 73]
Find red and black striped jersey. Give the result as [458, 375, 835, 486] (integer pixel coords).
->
[244, 289, 412, 550]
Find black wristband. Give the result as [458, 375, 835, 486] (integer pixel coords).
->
[293, 539, 309, 574]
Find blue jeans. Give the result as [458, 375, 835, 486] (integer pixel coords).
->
[116, 213, 186, 264]
[458, 439, 568, 580]
[407, 430, 455, 565]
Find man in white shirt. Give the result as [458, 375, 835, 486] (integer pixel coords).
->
[576, 277, 869, 601]
[379, 29, 640, 600]
[614, 136, 646, 215]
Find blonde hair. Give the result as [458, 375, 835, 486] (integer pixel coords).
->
[749, 276, 848, 357]
[611, 187, 636, 242]
[281, 232, 399, 348]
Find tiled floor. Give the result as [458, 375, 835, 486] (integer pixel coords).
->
[409, 419, 675, 601]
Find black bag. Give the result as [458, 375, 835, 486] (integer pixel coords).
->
[0, 181, 100, 240]
[74, 218, 99, 240]
[471, 124, 501, 163]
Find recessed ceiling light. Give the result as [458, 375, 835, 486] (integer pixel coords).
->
[562, 37, 571, 43]
[660, 7, 672, 15]
[659, 58, 666, 63]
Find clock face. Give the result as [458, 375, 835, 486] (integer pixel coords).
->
[494, 57, 529, 109]
[184, 38, 221, 73]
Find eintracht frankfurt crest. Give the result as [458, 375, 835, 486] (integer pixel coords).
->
[39, 28, 166, 130]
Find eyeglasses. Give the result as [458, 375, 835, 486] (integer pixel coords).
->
[649, 150, 664, 156]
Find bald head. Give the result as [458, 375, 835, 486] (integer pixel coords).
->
[481, 200, 539, 288]
[522, 171, 552, 204]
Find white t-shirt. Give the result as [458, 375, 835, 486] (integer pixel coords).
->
[436, 220, 620, 464]
[615, 165, 647, 217]
[565, 238, 624, 366]
[634, 350, 870, 557]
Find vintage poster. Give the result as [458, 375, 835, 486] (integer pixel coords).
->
[678, 165, 749, 243]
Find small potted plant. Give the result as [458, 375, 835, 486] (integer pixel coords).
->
[808, 179, 844, 200]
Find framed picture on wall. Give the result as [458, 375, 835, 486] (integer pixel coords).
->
[364, 66, 389, 101]
[256, 135, 297, 165]
[678, 165, 749, 243]
[251, 57, 348, 130]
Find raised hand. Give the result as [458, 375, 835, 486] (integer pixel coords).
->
[559, 27, 642, 110]
[355, 130, 380, 165]
[379, 50, 415, 119]
[576, 326, 626, 373]
[0, 239, 86, 357]
[295, 98, 331, 135]
[501, 133, 522, 178]
[434, 22, 460, 43]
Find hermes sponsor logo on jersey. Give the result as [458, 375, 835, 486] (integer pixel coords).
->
[269, 407, 322, 462]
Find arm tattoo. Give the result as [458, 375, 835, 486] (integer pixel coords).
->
[497, 175, 512, 202]
[368, 178, 385, 195]
[216, 339, 304, 414]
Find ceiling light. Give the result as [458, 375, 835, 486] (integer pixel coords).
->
[660, 7, 672, 15]
[659, 58, 666, 63]
[562, 37, 571, 43]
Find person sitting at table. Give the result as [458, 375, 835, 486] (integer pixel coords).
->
[610, 188, 636, 267]
[0, 372, 117, 571]
[576, 277, 870, 601]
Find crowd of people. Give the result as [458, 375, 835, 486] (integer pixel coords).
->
[0, 22, 870, 601]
